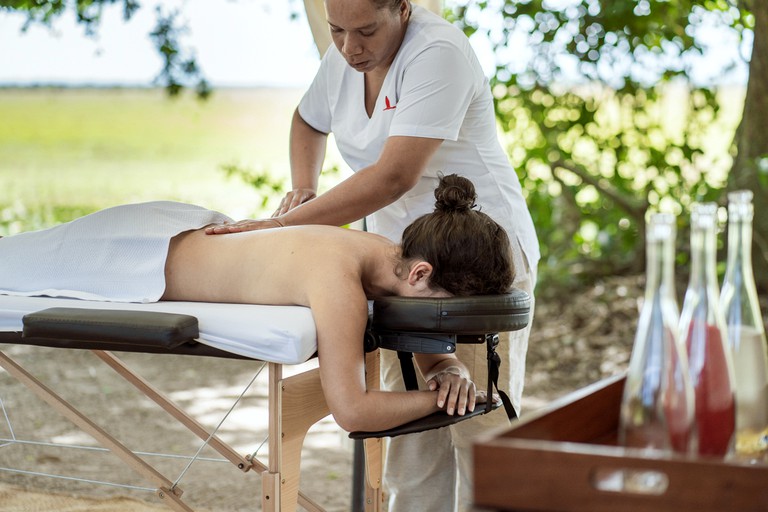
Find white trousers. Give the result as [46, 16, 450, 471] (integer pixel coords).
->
[381, 269, 536, 512]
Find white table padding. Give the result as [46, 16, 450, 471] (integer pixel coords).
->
[0, 295, 317, 365]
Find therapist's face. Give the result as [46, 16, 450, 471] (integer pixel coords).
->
[325, 0, 410, 74]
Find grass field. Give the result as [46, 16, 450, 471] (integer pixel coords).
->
[1, 85, 745, 238]
[0, 87, 347, 235]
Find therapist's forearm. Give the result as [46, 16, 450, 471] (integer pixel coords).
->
[289, 109, 326, 191]
[278, 135, 443, 228]
[278, 165, 413, 228]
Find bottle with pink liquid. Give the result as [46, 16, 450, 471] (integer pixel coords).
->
[620, 213, 695, 454]
[720, 190, 768, 459]
[679, 202, 736, 457]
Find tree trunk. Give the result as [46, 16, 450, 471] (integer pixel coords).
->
[730, 0, 768, 292]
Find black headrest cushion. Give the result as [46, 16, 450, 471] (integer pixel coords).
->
[371, 289, 530, 334]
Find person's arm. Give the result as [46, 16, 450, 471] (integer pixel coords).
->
[277, 134, 443, 228]
[310, 277, 469, 433]
[206, 128, 443, 234]
[275, 109, 328, 215]
[206, 134, 443, 234]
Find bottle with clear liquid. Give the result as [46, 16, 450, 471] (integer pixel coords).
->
[679, 202, 736, 457]
[720, 190, 768, 459]
[620, 213, 694, 454]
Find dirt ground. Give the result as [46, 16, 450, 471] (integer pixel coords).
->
[3, 274, 761, 511]
[522, 274, 644, 408]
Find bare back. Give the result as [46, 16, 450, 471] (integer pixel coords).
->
[162, 225, 391, 307]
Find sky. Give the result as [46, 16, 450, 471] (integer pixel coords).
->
[0, 1, 322, 88]
[0, 1, 751, 89]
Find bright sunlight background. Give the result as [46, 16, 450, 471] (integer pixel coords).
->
[0, 0, 321, 87]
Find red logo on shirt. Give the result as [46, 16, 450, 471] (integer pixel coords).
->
[383, 96, 397, 111]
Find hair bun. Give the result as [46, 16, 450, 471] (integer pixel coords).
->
[434, 174, 477, 212]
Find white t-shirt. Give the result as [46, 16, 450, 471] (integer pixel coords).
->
[299, 5, 540, 274]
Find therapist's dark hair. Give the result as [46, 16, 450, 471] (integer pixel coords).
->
[372, 0, 410, 12]
[399, 174, 515, 296]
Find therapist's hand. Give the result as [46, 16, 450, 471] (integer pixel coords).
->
[273, 188, 316, 216]
[204, 217, 283, 235]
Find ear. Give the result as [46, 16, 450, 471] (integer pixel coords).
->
[399, 0, 410, 19]
[407, 261, 434, 290]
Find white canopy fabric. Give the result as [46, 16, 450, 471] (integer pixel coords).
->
[302, 0, 443, 56]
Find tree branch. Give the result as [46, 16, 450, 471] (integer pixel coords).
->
[551, 160, 648, 221]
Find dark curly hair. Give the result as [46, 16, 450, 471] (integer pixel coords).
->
[399, 174, 514, 296]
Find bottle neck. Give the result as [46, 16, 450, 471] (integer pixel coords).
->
[721, 201, 764, 335]
[725, 217, 753, 277]
[689, 221, 719, 292]
[646, 231, 676, 301]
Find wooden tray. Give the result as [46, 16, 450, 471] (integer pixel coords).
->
[473, 374, 768, 512]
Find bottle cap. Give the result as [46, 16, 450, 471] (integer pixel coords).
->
[727, 190, 753, 221]
[691, 202, 718, 229]
[647, 213, 675, 242]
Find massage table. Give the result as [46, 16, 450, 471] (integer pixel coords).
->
[0, 290, 530, 511]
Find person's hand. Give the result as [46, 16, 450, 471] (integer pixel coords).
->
[474, 390, 502, 407]
[204, 217, 283, 235]
[273, 188, 317, 216]
[426, 366, 476, 416]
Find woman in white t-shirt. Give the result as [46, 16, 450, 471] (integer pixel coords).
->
[207, 1, 539, 511]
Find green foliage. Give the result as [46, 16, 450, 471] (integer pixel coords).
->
[218, 161, 344, 210]
[0, 0, 139, 30]
[148, 6, 211, 99]
[0, 201, 97, 235]
[219, 163, 286, 209]
[448, 0, 750, 289]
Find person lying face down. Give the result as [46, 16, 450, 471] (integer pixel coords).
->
[0, 174, 514, 433]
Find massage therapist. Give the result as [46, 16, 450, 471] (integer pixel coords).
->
[206, 1, 540, 510]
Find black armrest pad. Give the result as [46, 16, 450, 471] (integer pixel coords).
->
[22, 308, 199, 350]
[371, 289, 530, 334]
[349, 400, 501, 439]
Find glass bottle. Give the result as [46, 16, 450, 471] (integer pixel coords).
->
[619, 213, 694, 453]
[679, 202, 736, 457]
[720, 190, 768, 459]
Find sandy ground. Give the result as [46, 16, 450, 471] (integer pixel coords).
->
[0, 349, 357, 511]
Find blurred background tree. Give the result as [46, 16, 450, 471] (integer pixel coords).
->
[2, 0, 764, 289]
[448, 0, 764, 291]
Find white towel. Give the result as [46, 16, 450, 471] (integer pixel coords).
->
[0, 201, 232, 303]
